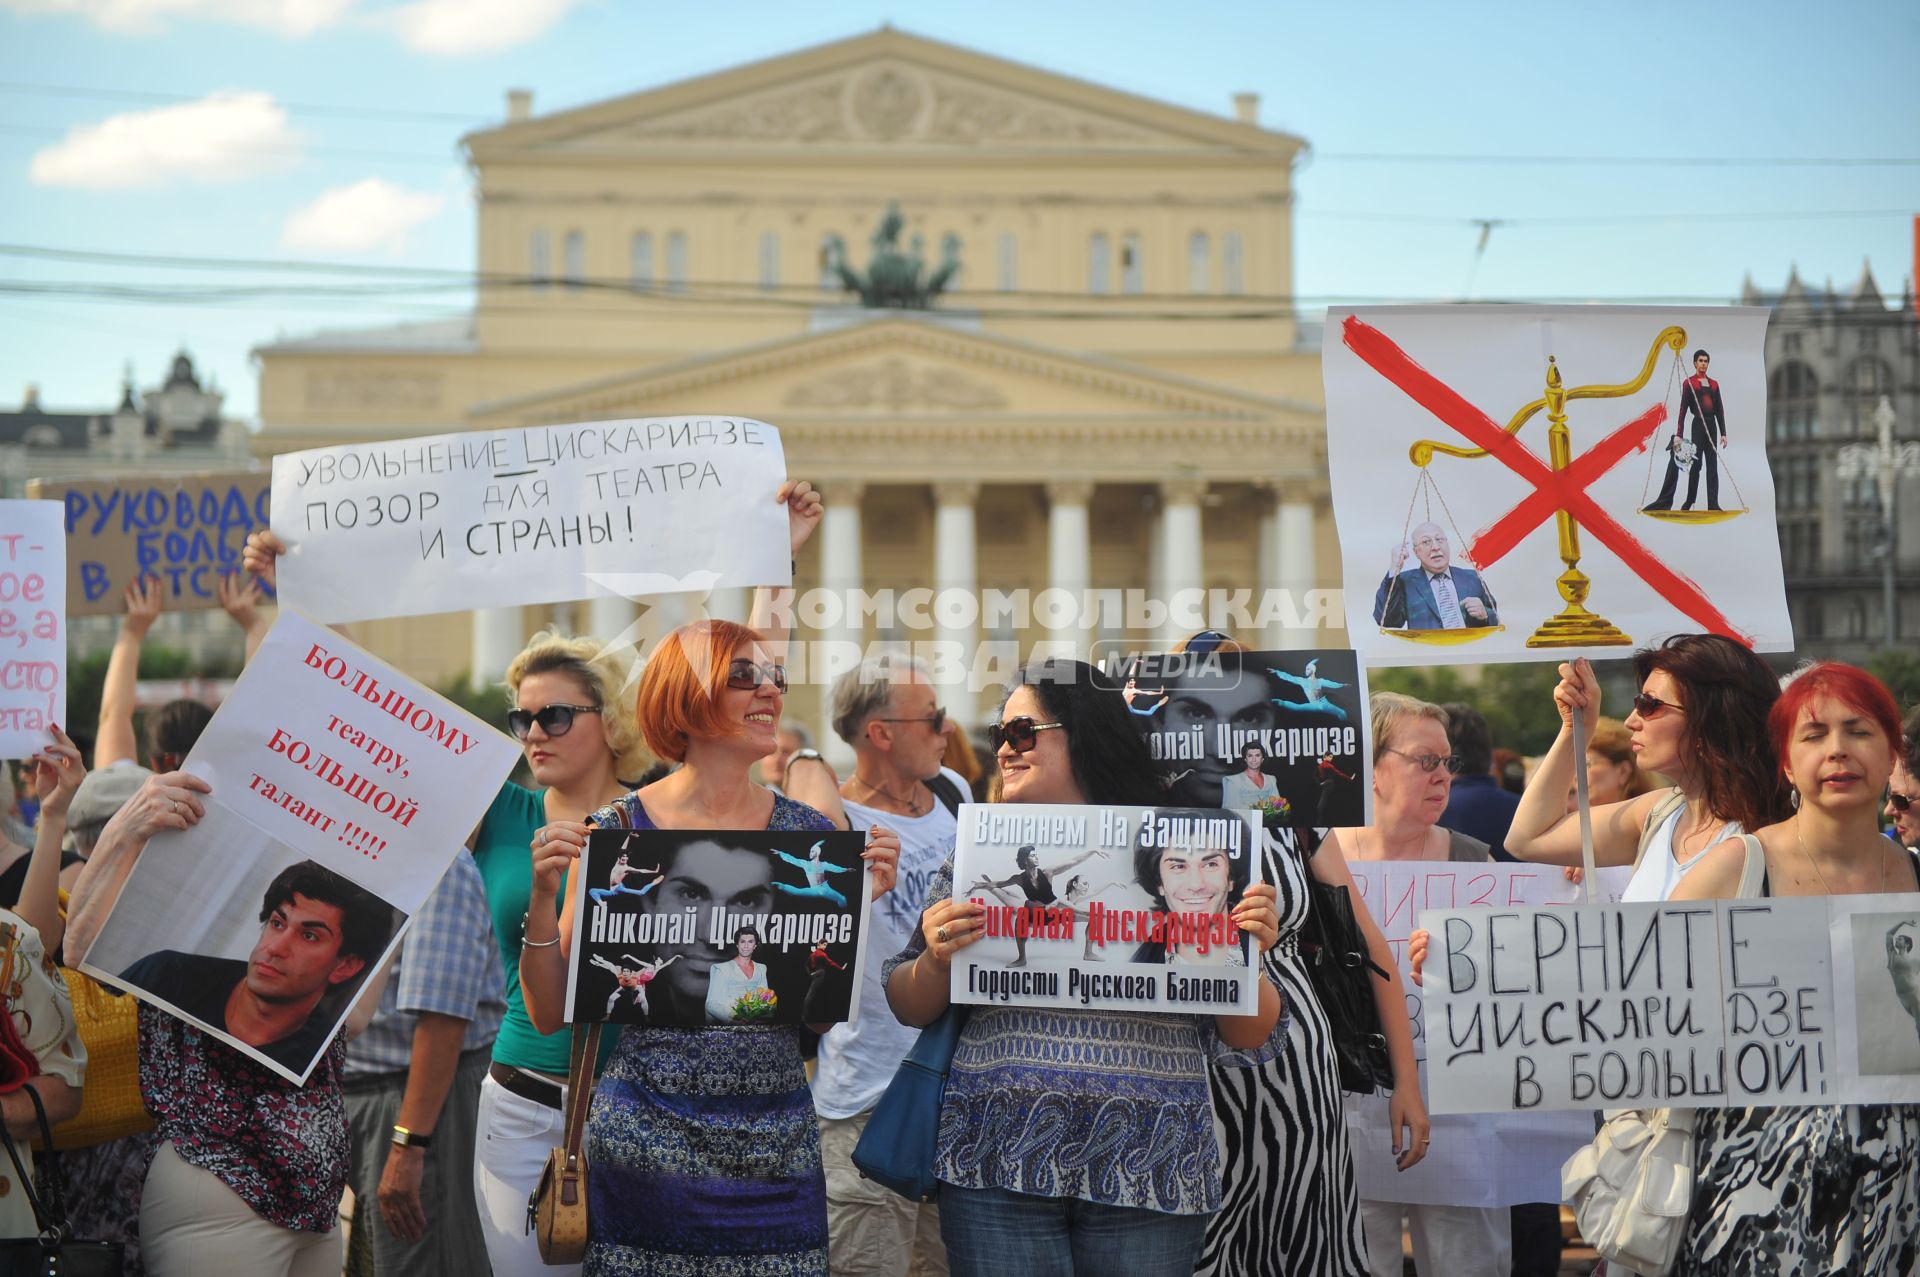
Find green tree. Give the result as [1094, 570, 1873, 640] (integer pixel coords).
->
[1868, 648, 1920, 713]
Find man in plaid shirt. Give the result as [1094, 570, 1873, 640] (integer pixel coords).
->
[344, 849, 505, 1275]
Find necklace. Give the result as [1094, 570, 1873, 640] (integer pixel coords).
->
[854, 774, 928, 817]
[1793, 815, 1888, 896]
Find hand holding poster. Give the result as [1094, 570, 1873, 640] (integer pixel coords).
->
[0, 501, 65, 758]
[81, 610, 520, 1083]
[951, 803, 1262, 1015]
[269, 418, 792, 623]
[564, 827, 871, 1027]
[1108, 649, 1368, 828]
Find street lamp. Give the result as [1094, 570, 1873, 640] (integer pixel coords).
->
[1834, 395, 1920, 648]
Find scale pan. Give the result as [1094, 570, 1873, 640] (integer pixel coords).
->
[1380, 625, 1507, 646]
[1639, 508, 1745, 525]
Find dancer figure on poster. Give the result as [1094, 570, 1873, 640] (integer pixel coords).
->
[1123, 677, 1170, 717]
[1888, 921, 1920, 1045]
[590, 952, 680, 1018]
[589, 850, 665, 906]
[772, 839, 856, 909]
[1269, 659, 1350, 722]
[966, 870, 1131, 961]
[971, 844, 1111, 967]
[705, 926, 771, 1023]
[1372, 523, 1498, 630]
[1220, 745, 1280, 811]
[1644, 348, 1728, 513]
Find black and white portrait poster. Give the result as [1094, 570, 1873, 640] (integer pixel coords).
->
[1834, 903, 1920, 1100]
[1105, 648, 1367, 828]
[950, 803, 1262, 1016]
[565, 828, 872, 1028]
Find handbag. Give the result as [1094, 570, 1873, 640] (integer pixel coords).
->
[0, 1083, 126, 1277]
[1295, 831, 1393, 1094]
[527, 1022, 600, 1266]
[38, 970, 151, 1151]
[850, 1004, 971, 1201]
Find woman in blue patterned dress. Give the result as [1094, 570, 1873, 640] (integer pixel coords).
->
[882, 658, 1290, 1276]
[522, 618, 900, 1277]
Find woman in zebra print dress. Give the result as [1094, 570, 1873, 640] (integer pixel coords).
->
[1197, 822, 1371, 1276]
[1669, 662, 1920, 1276]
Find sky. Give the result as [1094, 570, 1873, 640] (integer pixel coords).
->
[2, 0, 1917, 419]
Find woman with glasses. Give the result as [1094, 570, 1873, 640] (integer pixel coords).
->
[883, 658, 1287, 1277]
[1323, 692, 1501, 1277]
[1503, 633, 1788, 905]
[520, 617, 900, 1276]
[1562, 716, 1657, 814]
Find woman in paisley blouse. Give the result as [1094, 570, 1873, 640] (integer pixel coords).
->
[882, 658, 1288, 1277]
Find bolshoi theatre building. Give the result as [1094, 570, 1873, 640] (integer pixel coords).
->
[252, 28, 1344, 752]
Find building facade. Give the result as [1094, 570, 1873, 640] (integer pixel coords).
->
[252, 30, 1338, 751]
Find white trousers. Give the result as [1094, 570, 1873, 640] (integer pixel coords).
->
[1360, 1199, 1512, 1277]
[473, 1072, 581, 1277]
[141, 1142, 340, 1277]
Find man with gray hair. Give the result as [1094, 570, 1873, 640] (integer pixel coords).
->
[812, 653, 962, 1277]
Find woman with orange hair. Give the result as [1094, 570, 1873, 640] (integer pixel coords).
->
[521, 617, 900, 1276]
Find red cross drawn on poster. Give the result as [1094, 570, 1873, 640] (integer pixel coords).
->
[1342, 316, 1746, 642]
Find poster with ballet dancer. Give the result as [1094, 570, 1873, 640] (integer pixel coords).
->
[564, 827, 872, 1028]
[1107, 648, 1367, 828]
[1321, 305, 1790, 666]
[950, 803, 1263, 1015]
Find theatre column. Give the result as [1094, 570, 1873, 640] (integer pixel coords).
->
[817, 480, 865, 765]
[469, 607, 521, 692]
[587, 595, 636, 645]
[1045, 480, 1094, 661]
[1278, 490, 1320, 649]
[933, 481, 980, 732]
[1158, 477, 1206, 648]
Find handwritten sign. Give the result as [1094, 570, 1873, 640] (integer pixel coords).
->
[27, 472, 271, 616]
[951, 803, 1263, 1015]
[1415, 896, 1920, 1114]
[269, 419, 791, 623]
[81, 609, 519, 1082]
[0, 501, 65, 758]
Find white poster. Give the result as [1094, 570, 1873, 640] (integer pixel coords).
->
[1322, 305, 1790, 665]
[1418, 894, 1920, 1114]
[1346, 861, 1631, 1207]
[0, 501, 65, 759]
[270, 418, 792, 623]
[82, 610, 520, 1082]
[951, 804, 1263, 1016]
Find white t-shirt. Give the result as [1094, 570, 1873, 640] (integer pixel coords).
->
[1620, 799, 1740, 903]
[811, 767, 967, 1120]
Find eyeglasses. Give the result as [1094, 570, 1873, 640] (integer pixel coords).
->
[1890, 791, 1918, 814]
[1381, 748, 1465, 775]
[988, 716, 1067, 754]
[726, 659, 788, 693]
[507, 703, 601, 740]
[1631, 692, 1685, 719]
[878, 707, 946, 733]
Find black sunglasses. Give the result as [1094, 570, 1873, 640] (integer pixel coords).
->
[1381, 747, 1465, 775]
[507, 703, 601, 741]
[1631, 692, 1684, 719]
[878, 707, 946, 733]
[1891, 791, 1917, 814]
[988, 715, 1066, 754]
[726, 659, 788, 693]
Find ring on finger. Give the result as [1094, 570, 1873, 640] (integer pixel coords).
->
[935, 925, 950, 943]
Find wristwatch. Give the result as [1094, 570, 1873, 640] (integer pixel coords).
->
[788, 749, 827, 768]
[391, 1124, 433, 1150]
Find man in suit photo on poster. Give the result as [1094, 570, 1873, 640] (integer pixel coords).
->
[120, 858, 397, 1071]
[1372, 521, 1499, 631]
[1643, 347, 1729, 513]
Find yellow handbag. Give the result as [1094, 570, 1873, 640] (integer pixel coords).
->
[41, 967, 152, 1150]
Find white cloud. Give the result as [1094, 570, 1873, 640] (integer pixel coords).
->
[281, 177, 446, 254]
[0, 0, 356, 37]
[29, 91, 301, 189]
[379, 0, 575, 56]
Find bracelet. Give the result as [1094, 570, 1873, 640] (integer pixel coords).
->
[520, 911, 561, 948]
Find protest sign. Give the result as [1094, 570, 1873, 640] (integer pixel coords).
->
[1104, 648, 1368, 828]
[81, 609, 520, 1083]
[1414, 894, 1920, 1114]
[1322, 305, 1790, 665]
[270, 418, 791, 623]
[565, 828, 871, 1028]
[1345, 861, 1630, 1208]
[27, 471, 270, 616]
[0, 501, 65, 759]
[951, 803, 1262, 1015]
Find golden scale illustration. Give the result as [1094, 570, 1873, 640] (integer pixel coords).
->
[1382, 325, 1748, 649]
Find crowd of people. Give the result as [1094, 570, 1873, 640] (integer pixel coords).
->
[0, 478, 1917, 1277]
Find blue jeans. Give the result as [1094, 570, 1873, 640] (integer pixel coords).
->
[938, 1183, 1210, 1277]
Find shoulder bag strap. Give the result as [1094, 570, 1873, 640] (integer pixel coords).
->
[925, 774, 964, 817]
[0, 1083, 66, 1240]
[561, 1022, 602, 1164]
[1632, 788, 1690, 873]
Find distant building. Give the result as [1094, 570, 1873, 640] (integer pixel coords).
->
[1745, 264, 1920, 663]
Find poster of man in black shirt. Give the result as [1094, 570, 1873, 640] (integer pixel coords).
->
[1643, 348, 1729, 513]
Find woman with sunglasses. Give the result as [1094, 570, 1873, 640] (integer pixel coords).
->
[1323, 692, 1500, 1277]
[520, 618, 900, 1276]
[1662, 662, 1920, 1275]
[1502, 633, 1788, 905]
[883, 658, 1286, 1277]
